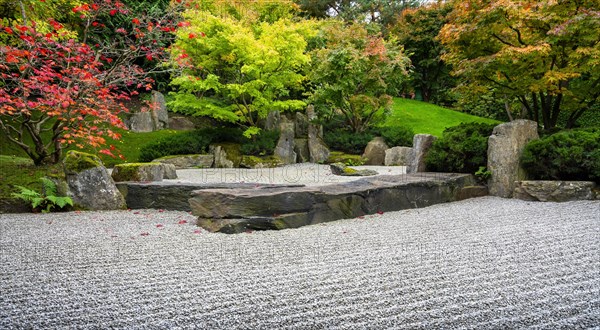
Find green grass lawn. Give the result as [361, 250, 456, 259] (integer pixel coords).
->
[385, 98, 501, 137]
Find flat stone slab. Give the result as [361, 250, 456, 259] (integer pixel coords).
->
[116, 182, 305, 211]
[514, 180, 598, 202]
[189, 173, 479, 233]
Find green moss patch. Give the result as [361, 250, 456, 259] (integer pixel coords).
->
[63, 151, 103, 174]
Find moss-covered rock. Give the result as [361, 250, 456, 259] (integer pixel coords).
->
[210, 143, 242, 168]
[330, 162, 378, 177]
[240, 155, 283, 169]
[327, 151, 367, 166]
[152, 154, 214, 169]
[112, 163, 167, 182]
[63, 151, 103, 174]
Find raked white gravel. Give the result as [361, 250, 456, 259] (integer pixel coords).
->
[1, 197, 599, 328]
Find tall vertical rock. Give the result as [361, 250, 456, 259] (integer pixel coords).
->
[306, 105, 330, 163]
[487, 120, 539, 198]
[274, 116, 297, 164]
[150, 91, 169, 130]
[407, 134, 437, 173]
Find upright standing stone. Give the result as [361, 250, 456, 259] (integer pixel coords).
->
[294, 138, 310, 163]
[168, 116, 195, 131]
[295, 112, 309, 138]
[128, 112, 154, 133]
[487, 120, 539, 198]
[363, 137, 389, 165]
[210, 144, 241, 168]
[274, 116, 297, 164]
[265, 111, 281, 131]
[151, 91, 169, 130]
[63, 151, 126, 210]
[306, 105, 330, 163]
[407, 134, 437, 173]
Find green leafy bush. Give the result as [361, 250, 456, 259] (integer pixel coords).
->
[138, 127, 280, 161]
[374, 125, 414, 147]
[521, 128, 600, 183]
[240, 130, 280, 156]
[138, 130, 213, 162]
[12, 177, 73, 213]
[324, 128, 375, 155]
[425, 122, 496, 173]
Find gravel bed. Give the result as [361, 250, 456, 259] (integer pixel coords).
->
[170, 163, 407, 186]
[1, 197, 599, 328]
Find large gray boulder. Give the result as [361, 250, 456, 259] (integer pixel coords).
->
[128, 112, 154, 133]
[487, 120, 539, 198]
[362, 137, 389, 165]
[63, 151, 126, 210]
[111, 163, 166, 182]
[150, 91, 169, 130]
[168, 116, 195, 131]
[274, 116, 297, 164]
[152, 154, 214, 169]
[306, 105, 330, 163]
[513, 181, 597, 202]
[384, 146, 412, 166]
[407, 134, 437, 173]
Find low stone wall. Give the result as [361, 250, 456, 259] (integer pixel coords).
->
[189, 173, 480, 233]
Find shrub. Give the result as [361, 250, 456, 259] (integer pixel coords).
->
[138, 130, 213, 162]
[138, 127, 280, 161]
[425, 122, 496, 173]
[324, 128, 375, 155]
[521, 128, 600, 183]
[240, 130, 280, 156]
[375, 125, 414, 147]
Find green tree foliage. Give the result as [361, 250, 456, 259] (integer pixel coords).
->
[440, 0, 600, 131]
[168, 0, 316, 137]
[296, 0, 421, 34]
[309, 21, 410, 133]
[392, 2, 455, 105]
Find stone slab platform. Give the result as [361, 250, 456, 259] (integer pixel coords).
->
[188, 173, 480, 233]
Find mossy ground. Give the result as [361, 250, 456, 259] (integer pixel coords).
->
[0, 156, 63, 199]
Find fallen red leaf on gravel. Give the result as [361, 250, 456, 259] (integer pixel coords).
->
[178, 220, 188, 225]
[158, 209, 164, 213]
[193, 229, 202, 234]
[133, 211, 140, 215]
[140, 232, 150, 236]
[377, 210, 384, 215]
[156, 224, 164, 228]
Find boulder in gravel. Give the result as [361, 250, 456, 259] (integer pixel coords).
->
[384, 146, 412, 166]
[407, 134, 437, 173]
[240, 155, 283, 169]
[150, 91, 169, 130]
[487, 120, 539, 198]
[210, 143, 242, 168]
[274, 116, 297, 164]
[152, 154, 214, 169]
[514, 181, 597, 202]
[330, 163, 378, 176]
[112, 162, 174, 182]
[168, 116, 195, 130]
[362, 137, 388, 165]
[63, 151, 126, 210]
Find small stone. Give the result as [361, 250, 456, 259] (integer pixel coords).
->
[384, 146, 412, 166]
[513, 180, 596, 202]
[362, 137, 389, 165]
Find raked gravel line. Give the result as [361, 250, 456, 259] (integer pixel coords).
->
[0, 197, 599, 329]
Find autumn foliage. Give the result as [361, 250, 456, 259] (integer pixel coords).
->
[0, 0, 180, 165]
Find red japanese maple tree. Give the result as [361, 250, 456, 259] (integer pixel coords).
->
[0, 1, 181, 165]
